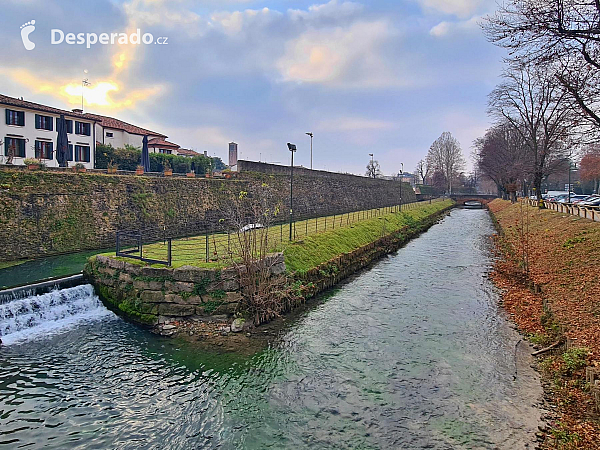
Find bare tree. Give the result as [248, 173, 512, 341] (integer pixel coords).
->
[488, 64, 577, 204]
[426, 132, 465, 194]
[474, 122, 531, 201]
[366, 159, 382, 178]
[218, 184, 302, 325]
[484, 0, 600, 131]
[415, 159, 430, 185]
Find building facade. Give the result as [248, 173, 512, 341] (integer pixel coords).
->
[88, 113, 166, 150]
[1, 95, 97, 169]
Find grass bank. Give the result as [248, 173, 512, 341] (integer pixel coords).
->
[283, 200, 453, 273]
[488, 199, 600, 448]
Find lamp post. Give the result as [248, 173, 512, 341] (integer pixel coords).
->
[400, 162, 404, 211]
[568, 160, 577, 203]
[288, 143, 297, 241]
[306, 132, 313, 170]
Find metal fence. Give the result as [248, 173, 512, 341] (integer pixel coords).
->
[114, 198, 443, 266]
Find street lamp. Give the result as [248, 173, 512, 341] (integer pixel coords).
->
[306, 132, 313, 170]
[288, 143, 297, 241]
[568, 160, 577, 203]
[400, 162, 404, 211]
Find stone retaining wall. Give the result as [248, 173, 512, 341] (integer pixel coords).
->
[84, 254, 284, 325]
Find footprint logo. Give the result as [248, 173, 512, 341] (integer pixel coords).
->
[20, 20, 36, 50]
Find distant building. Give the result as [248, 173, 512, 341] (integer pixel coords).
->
[177, 148, 200, 158]
[146, 138, 180, 155]
[229, 142, 238, 170]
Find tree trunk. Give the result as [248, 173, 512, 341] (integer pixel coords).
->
[534, 173, 544, 208]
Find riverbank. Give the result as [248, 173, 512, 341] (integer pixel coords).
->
[488, 199, 600, 448]
[86, 200, 454, 342]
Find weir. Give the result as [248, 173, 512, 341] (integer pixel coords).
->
[0, 284, 113, 346]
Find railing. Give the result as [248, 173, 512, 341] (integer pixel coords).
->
[114, 198, 444, 267]
[116, 230, 172, 266]
[527, 199, 600, 222]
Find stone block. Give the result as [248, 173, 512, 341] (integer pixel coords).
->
[165, 280, 194, 293]
[96, 255, 110, 265]
[140, 290, 165, 303]
[270, 262, 286, 276]
[106, 258, 125, 270]
[133, 280, 164, 290]
[98, 266, 116, 277]
[138, 303, 158, 315]
[172, 265, 214, 283]
[224, 292, 242, 304]
[158, 303, 195, 316]
[141, 266, 172, 278]
[220, 278, 240, 291]
[165, 294, 182, 304]
[123, 262, 141, 276]
[119, 272, 133, 283]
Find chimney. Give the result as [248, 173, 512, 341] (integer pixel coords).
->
[72, 108, 83, 114]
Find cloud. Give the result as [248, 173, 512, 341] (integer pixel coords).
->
[317, 117, 394, 132]
[429, 16, 480, 37]
[210, 7, 280, 36]
[417, 0, 483, 18]
[277, 20, 414, 88]
[288, 0, 364, 23]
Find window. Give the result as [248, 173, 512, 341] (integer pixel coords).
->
[159, 149, 172, 154]
[106, 132, 113, 138]
[35, 141, 53, 159]
[35, 114, 53, 131]
[4, 137, 26, 157]
[56, 118, 73, 134]
[75, 145, 90, 162]
[67, 144, 73, 161]
[75, 121, 91, 136]
[5, 109, 25, 126]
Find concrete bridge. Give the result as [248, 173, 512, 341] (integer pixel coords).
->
[448, 194, 497, 206]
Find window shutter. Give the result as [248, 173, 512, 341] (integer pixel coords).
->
[19, 111, 24, 126]
[49, 142, 54, 160]
[5, 109, 9, 125]
[35, 114, 40, 128]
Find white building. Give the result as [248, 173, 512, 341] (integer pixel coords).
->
[1, 94, 97, 169]
[87, 113, 166, 150]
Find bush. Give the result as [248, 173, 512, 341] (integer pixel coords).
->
[95, 143, 223, 174]
[562, 347, 588, 374]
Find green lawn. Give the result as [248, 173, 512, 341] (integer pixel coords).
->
[108, 199, 452, 271]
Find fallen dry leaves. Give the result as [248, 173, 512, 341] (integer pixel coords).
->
[489, 199, 600, 449]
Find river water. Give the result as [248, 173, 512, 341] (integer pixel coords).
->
[0, 208, 542, 449]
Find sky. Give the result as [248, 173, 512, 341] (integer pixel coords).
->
[0, 0, 505, 175]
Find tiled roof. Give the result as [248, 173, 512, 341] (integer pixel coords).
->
[176, 148, 199, 156]
[147, 138, 180, 148]
[84, 113, 166, 138]
[0, 94, 97, 121]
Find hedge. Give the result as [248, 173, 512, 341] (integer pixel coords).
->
[95, 144, 225, 174]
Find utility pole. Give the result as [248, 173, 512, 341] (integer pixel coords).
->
[306, 132, 313, 170]
[400, 162, 403, 211]
[288, 143, 297, 241]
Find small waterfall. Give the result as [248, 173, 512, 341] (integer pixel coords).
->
[0, 284, 115, 346]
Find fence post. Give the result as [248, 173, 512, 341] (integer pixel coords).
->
[139, 233, 143, 260]
[168, 238, 172, 266]
[205, 234, 209, 262]
[116, 232, 120, 256]
[333, 214, 335, 229]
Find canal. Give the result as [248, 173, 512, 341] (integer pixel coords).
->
[0, 208, 542, 449]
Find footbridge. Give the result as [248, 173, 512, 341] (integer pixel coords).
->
[448, 194, 497, 206]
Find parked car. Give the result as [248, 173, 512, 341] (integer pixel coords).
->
[239, 223, 265, 233]
[572, 195, 595, 204]
[579, 196, 600, 206]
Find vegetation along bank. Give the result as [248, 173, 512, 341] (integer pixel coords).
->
[84, 200, 453, 338]
[488, 199, 600, 449]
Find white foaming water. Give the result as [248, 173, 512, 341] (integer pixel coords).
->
[0, 284, 115, 346]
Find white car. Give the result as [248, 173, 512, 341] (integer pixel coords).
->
[239, 223, 265, 233]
